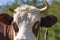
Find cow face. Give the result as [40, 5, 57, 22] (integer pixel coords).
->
[13, 5, 41, 40]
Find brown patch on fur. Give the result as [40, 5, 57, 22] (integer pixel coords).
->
[8, 25, 14, 40]
[32, 21, 40, 37]
[12, 22, 19, 36]
[0, 22, 14, 40]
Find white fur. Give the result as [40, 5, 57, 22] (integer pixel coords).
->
[13, 5, 41, 40]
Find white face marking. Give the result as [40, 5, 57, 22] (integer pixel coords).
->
[13, 5, 41, 40]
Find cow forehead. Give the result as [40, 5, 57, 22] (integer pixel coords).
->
[13, 5, 41, 25]
[14, 5, 39, 12]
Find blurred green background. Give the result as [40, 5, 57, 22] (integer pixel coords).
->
[0, 0, 60, 40]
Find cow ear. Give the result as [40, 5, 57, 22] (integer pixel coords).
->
[40, 17, 45, 27]
[0, 13, 13, 25]
[40, 15, 57, 28]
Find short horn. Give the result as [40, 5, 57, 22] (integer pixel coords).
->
[39, 0, 49, 13]
[9, 8, 15, 13]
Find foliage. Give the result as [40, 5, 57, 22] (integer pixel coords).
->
[4, 0, 18, 16]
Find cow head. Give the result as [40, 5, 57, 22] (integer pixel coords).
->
[9, 0, 49, 40]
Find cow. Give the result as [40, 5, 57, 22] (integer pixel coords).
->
[9, 0, 49, 40]
[0, 0, 57, 40]
[8, 0, 57, 40]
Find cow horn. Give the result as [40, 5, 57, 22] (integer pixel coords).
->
[39, 0, 49, 13]
[9, 8, 16, 13]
